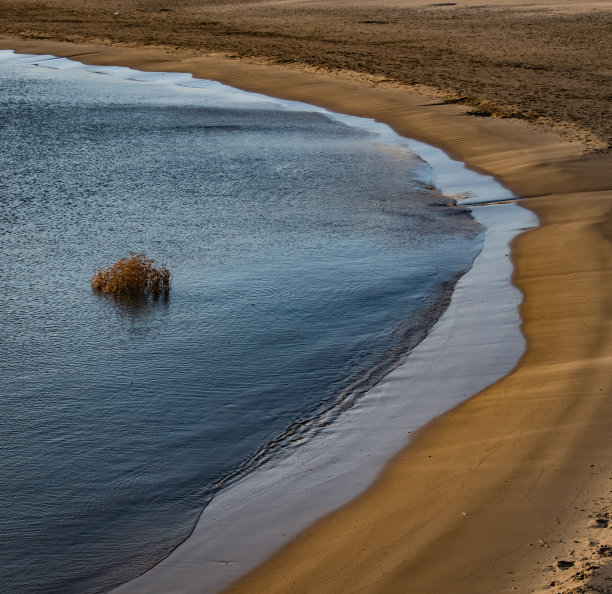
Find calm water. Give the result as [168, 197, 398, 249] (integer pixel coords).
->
[0, 60, 481, 592]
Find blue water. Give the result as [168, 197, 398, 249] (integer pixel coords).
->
[0, 59, 482, 593]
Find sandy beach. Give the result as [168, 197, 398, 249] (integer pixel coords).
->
[1, 0, 611, 591]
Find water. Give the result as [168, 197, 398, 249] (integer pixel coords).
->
[0, 58, 482, 593]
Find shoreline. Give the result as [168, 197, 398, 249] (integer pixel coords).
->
[1, 48, 526, 591]
[108, 197, 533, 594]
[2, 37, 611, 593]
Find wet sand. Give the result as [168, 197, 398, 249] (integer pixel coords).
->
[1, 0, 610, 150]
[1, 1, 611, 590]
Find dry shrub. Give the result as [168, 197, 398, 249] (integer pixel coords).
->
[92, 253, 170, 297]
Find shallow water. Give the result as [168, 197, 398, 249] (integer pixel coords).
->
[0, 59, 481, 593]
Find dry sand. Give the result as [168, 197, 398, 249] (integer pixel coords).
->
[1, 0, 610, 150]
[1, 1, 611, 591]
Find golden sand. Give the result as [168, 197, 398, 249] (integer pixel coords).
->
[1, 2, 610, 589]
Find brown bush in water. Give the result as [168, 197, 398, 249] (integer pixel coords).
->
[91, 253, 170, 296]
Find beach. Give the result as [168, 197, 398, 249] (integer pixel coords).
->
[1, 0, 611, 592]
[0, 52, 492, 592]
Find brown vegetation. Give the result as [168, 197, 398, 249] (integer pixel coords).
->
[91, 253, 170, 297]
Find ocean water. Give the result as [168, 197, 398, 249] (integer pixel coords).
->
[0, 57, 482, 593]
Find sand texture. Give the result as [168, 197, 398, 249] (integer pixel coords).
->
[0, 0, 611, 150]
[1, 0, 611, 591]
[224, 192, 612, 594]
